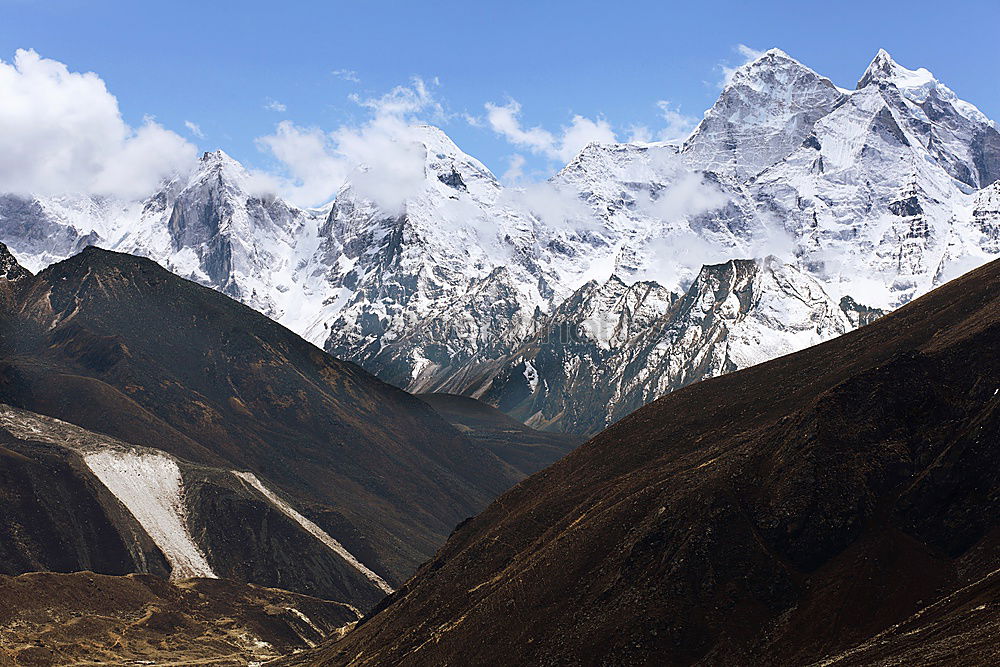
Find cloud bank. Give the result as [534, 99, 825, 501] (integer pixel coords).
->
[0, 49, 197, 199]
[484, 99, 616, 162]
[255, 77, 444, 211]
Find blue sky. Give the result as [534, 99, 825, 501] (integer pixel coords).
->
[2, 0, 999, 203]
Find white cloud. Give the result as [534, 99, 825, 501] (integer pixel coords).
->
[484, 99, 616, 162]
[331, 117, 429, 214]
[719, 44, 764, 87]
[483, 97, 695, 163]
[0, 49, 196, 199]
[184, 120, 205, 138]
[635, 171, 731, 221]
[264, 98, 287, 112]
[501, 180, 599, 233]
[351, 76, 443, 119]
[628, 125, 653, 143]
[255, 77, 443, 211]
[254, 121, 347, 207]
[627, 101, 697, 144]
[501, 154, 527, 185]
[655, 101, 697, 141]
[332, 69, 360, 83]
[558, 115, 617, 161]
[462, 112, 484, 128]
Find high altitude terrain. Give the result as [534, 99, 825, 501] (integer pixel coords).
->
[0, 243, 575, 620]
[3, 49, 999, 433]
[287, 253, 1000, 667]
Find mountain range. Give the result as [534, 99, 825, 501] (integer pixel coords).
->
[2, 48, 999, 433]
[1, 44, 999, 666]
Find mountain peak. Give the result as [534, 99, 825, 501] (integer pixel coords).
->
[872, 47, 894, 64]
[410, 123, 459, 150]
[752, 47, 799, 67]
[683, 47, 845, 179]
[762, 47, 792, 58]
[200, 149, 237, 164]
[857, 49, 935, 90]
[189, 149, 250, 192]
[726, 47, 815, 89]
[197, 149, 245, 174]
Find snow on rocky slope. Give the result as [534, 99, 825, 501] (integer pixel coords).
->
[232, 471, 394, 595]
[0, 151, 332, 326]
[0, 405, 213, 580]
[1, 49, 998, 433]
[682, 48, 850, 181]
[481, 256, 851, 433]
[748, 49, 1000, 307]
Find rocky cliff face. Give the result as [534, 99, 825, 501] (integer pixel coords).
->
[682, 48, 849, 180]
[748, 50, 1000, 307]
[481, 257, 852, 433]
[309, 124, 580, 399]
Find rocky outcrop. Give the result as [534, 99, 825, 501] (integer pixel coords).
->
[480, 257, 851, 433]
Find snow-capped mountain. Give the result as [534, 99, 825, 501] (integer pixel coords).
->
[312, 125, 553, 392]
[1, 48, 998, 433]
[121, 150, 326, 320]
[0, 151, 331, 326]
[748, 49, 1000, 307]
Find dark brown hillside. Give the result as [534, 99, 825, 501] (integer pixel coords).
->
[0, 245, 519, 591]
[295, 258, 1000, 665]
[0, 430, 167, 578]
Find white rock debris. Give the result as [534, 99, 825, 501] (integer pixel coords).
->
[232, 471, 393, 595]
[523, 359, 539, 393]
[83, 449, 216, 580]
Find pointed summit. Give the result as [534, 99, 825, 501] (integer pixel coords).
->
[186, 149, 251, 196]
[724, 47, 816, 90]
[857, 49, 935, 90]
[857, 49, 898, 88]
[683, 47, 846, 179]
[409, 124, 466, 155]
[761, 47, 792, 59]
[748, 47, 798, 68]
[197, 149, 245, 174]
